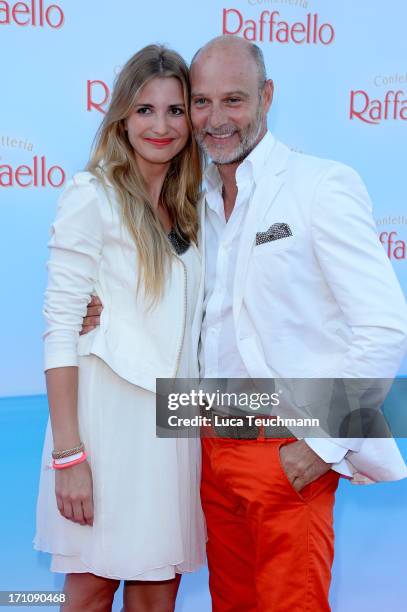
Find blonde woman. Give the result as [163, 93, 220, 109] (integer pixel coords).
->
[34, 45, 206, 612]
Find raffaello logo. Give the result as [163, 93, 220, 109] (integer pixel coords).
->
[0, 156, 66, 188]
[379, 231, 406, 260]
[350, 89, 407, 124]
[0, 0, 64, 28]
[87, 80, 111, 114]
[222, 8, 335, 45]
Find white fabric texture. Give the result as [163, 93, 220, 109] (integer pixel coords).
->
[199, 133, 350, 474]
[42, 172, 197, 391]
[34, 243, 206, 580]
[198, 132, 407, 481]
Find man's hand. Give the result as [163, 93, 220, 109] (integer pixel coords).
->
[80, 295, 103, 335]
[279, 440, 332, 492]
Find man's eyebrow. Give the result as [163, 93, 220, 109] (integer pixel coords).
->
[191, 91, 249, 98]
[224, 91, 249, 98]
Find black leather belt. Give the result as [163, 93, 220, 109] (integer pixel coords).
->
[210, 409, 295, 440]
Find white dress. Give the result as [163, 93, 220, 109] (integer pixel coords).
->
[33, 240, 206, 580]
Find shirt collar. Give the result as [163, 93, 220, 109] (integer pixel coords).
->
[203, 131, 276, 195]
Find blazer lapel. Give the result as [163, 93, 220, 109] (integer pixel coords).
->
[191, 196, 206, 354]
[233, 141, 291, 324]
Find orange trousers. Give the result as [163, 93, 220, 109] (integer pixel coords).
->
[201, 436, 340, 612]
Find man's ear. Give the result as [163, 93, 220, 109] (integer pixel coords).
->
[262, 79, 274, 114]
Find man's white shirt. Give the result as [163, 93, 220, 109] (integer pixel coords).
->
[200, 132, 365, 476]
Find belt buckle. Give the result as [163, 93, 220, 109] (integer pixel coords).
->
[211, 410, 259, 440]
[263, 422, 296, 439]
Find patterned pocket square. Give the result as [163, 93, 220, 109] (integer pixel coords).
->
[255, 222, 293, 246]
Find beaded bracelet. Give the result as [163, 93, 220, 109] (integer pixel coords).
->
[52, 442, 84, 460]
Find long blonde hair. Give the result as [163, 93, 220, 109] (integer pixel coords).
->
[87, 45, 202, 304]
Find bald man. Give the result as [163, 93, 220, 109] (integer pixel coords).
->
[82, 36, 407, 611]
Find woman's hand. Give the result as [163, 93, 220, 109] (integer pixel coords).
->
[55, 460, 94, 526]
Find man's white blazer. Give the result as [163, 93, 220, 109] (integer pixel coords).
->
[192, 135, 407, 482]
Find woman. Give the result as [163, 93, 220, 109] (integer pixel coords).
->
[34, 45, 206, 612]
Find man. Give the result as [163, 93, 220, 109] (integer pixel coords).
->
[82, 37, 407, 611]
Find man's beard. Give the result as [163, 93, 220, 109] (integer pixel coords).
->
[194, 105, 263, 165]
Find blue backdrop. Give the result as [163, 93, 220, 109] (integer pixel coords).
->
[1, 1, 406, 610]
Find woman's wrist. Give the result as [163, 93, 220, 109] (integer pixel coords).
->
[52, 441, 85, 460]
[53, 450, 87, 470]
[52, 432, 82, 452]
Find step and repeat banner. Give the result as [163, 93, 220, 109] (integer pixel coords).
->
[1, 3, 407, 611]
[1, 0, 406, 396]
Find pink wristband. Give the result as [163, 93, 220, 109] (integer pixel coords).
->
[52, 451, 87, 470]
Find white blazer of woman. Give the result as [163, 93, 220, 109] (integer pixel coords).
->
[43, 172, 200, 391]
